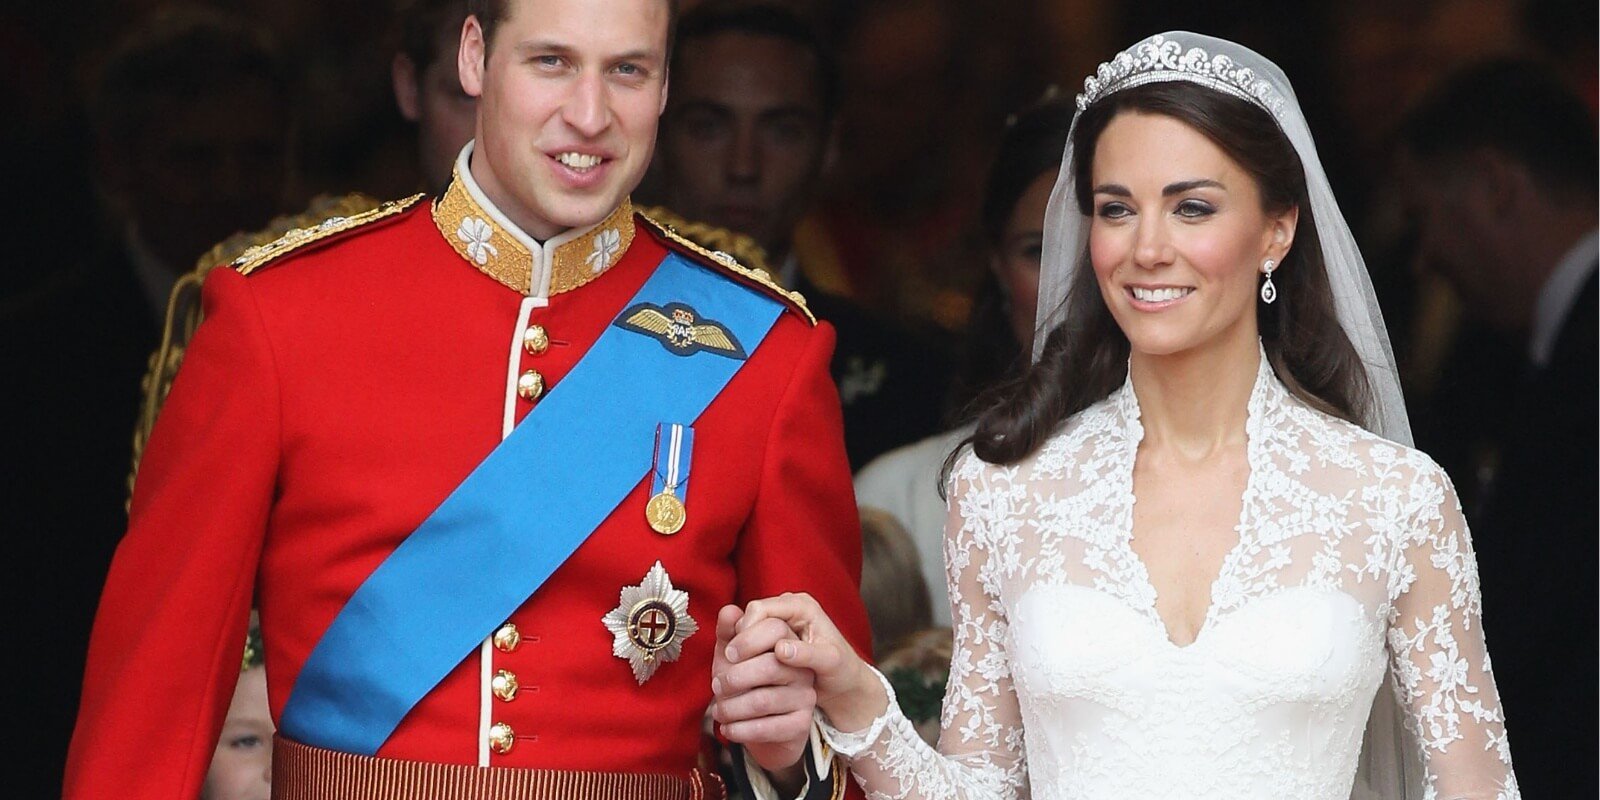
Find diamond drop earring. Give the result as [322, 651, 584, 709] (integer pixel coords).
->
[1260, 259, 1278, 304]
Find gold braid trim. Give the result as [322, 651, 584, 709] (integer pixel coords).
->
[636, 209, 816, 326]
[232, 193, 423, 276]
[127, 192, 401, 508]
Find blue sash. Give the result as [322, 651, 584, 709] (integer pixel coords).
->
[279, 253, 784, 755]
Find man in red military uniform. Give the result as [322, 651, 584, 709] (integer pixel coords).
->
[64, 0, 870, 797]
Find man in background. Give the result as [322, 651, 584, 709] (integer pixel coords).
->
[653, 1, 946, 467]
[3, 9, 293, 793]
[1397, 59, 1597, 799]
[391, 0, 476, 194]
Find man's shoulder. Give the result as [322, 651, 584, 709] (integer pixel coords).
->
[634, 210, 816, 326]
[228, 193, 429, 277]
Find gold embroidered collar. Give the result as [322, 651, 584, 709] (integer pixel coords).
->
[432, 145, 635, 297]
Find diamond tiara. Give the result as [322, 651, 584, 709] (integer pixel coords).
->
[1075, 35, 1285, 118]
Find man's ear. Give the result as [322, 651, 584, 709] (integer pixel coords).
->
[392, 53, 421, 122]
[1473, 148, 1531, 217]
[659, 72, 670, 116]
[458, 15, 487, 99]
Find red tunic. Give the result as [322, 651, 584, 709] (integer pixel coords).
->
[64, 189, 871, 798]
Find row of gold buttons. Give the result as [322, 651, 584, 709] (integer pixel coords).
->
[490, 622, 525, 754]
[496, 324, 548, 755]
[517, 325, 550, 401]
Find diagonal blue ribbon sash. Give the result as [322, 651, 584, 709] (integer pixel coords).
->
[279, 253, 783, 755]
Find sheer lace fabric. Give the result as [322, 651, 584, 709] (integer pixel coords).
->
[819, 358, 1519, 800]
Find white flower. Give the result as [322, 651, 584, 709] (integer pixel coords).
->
[457, 216, 498, 265]
[587, 227, 621, 272]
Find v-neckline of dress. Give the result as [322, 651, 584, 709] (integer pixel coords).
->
[1112, 350, 1274, 650]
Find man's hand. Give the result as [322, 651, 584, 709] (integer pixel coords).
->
[711, 604, 816, 791]
[726, 592, 887, 734]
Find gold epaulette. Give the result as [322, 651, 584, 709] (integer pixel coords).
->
[126, 192, 408, 508]
[230, 193, 424, 276]
[636, 208, 815, 325]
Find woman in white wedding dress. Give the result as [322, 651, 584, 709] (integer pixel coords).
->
[712, 32, 1519, 800]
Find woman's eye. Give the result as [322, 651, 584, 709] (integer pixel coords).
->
[1096, 202, 1132, 220]
[1175, 199, 1215, 218]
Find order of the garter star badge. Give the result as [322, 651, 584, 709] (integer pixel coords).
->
[603, 562, 699, 684]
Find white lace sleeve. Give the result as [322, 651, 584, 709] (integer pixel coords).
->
[817, 454, 1027, 800]
[1386, 460, 1520, 800]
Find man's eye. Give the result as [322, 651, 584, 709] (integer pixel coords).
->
[533, 55, 563, 68]
[230, 735, 263, 749]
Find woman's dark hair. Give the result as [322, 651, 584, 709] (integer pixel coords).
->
[946, 95, 1077, 420]
[950, 80, 1371, 475]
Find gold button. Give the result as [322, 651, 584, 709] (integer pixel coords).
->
[488, 721, 516, 755]
[493, 623, 521, 653]
[523, 325, 549, 355]
[516, 370, 544, 401]
[492, 669, 519, 702]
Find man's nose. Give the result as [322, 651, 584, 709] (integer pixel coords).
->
[562, 73, 611, 138]
[727, 125, 760, 184]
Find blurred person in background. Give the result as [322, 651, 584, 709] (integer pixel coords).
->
[801, 0, 989, 328]
[853, 95, 1075, 623]
[203, 617, 274, 800]
[858, 508, 933, 659]
[1396, 59, 1597, 799]
[391, 0, 476, 194]
[2, 8, 293, 793]
[90, 6, 294, 316]
[654, 0, 946, 467]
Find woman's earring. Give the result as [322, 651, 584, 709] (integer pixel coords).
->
[1260, 259, 1278, 304]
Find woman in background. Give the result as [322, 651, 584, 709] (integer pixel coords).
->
[854, 95, 1076, 625]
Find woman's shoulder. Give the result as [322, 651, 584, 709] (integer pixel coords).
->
[1284, 400, 1454, 493]
[950, 392, 1127, 490]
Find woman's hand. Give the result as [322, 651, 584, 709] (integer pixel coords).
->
[718, 592, 890, 734]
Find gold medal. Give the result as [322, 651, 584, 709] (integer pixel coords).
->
[646, 489, 686, 535]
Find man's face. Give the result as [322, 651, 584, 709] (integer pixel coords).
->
[1397, 150, 1517, 328]
[395, 24, 479, 194]
[101, 82, 289, 268]
[660, 32, 830, 258]
[459, 0, 669, 240]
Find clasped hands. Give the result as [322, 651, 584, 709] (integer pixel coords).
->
[710, 593, 890, 784]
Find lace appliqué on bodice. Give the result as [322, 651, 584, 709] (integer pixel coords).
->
[819, 358, 1519, 800]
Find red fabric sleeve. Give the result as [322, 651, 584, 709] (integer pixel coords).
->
[736, 320, 873, 662]
[63, 268, 280, 799]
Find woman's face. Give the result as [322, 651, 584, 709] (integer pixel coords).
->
[992, 170, 1055, 355]
[1087, 111, 1294, 358]
[201, 667, 273, 800]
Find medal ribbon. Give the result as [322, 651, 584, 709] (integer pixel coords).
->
[651, 423, 694, 499]
[280, 252, 783, 756]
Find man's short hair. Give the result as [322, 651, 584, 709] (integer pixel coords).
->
[395, 0, 470, 75]
[672, 1, 840, 120]
[466, 0, 678, 61]
[1399, 60, 1598, 197]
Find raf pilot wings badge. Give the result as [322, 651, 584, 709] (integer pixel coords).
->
[615, 301, 748, 360]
